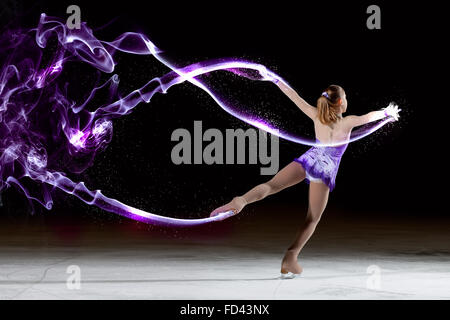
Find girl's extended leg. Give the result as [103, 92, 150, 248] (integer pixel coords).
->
[209, 161, 306, 217]
[281, 181, 330, 275]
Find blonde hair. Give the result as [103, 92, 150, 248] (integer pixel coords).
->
[317, 85, 344, 125]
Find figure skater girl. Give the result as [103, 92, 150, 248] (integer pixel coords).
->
[210, 81, 400, 278]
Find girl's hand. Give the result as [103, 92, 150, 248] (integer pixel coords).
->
[209, 197, 246, 220]
[258, 66, 280, 84]
[382, 103, 401, 121]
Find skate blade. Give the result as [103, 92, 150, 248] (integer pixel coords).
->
[280, 271, 302, 279]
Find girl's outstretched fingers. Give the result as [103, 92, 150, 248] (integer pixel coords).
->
[209, 205, 234, 218]
[383, 103, 401, 121]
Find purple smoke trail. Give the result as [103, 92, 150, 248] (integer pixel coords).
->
[0, 14, 395, 226]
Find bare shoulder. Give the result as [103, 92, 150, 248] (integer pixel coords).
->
[309, 106, 318, 116]
[312, 115, 320, 124]
[343, 115, 358, 121]
[342, 115, 358, 124]
[339, 115, 360, 131]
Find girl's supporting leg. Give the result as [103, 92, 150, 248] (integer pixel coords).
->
[281, 181, 330, 274]
[210, 161, 306, 217]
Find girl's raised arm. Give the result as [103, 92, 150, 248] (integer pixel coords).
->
[344, 103, 400, 129]
[275, 81, 317, 120]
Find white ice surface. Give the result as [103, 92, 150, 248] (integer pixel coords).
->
[1, 211, 449, 300]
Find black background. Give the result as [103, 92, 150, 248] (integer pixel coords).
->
[0, 0, 445, 225]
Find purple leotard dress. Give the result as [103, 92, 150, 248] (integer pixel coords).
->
[294, 140, 348, 191]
